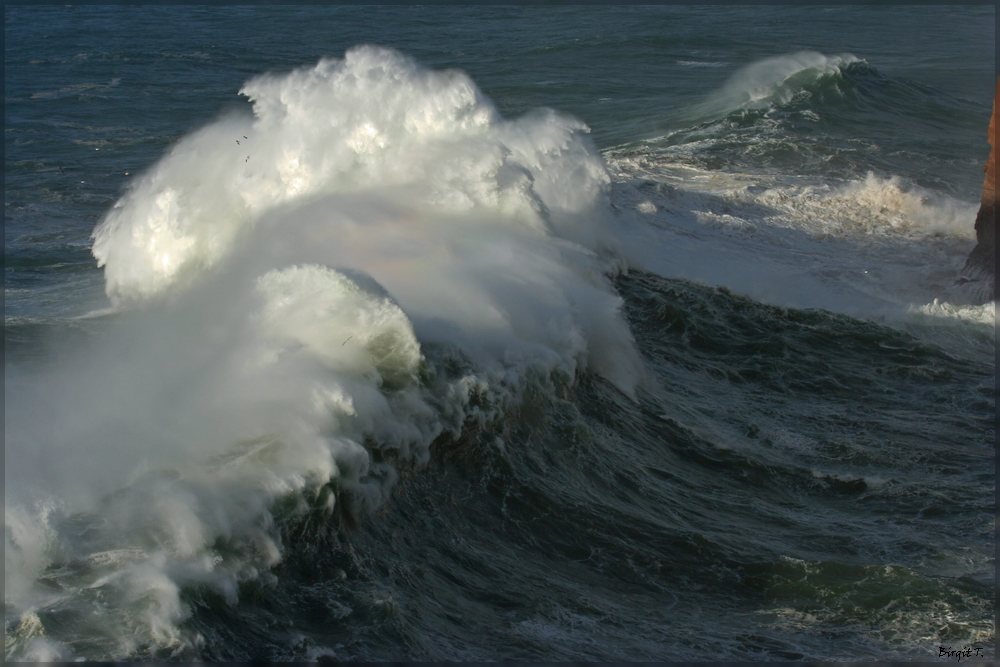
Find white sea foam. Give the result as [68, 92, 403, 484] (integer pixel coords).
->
[605, 150, 982, 318]
[902, 299, 996, 357]
[758, 172, 978, 241]
[6, 46, 644, 658]
[92, 46, 613, 302]
[910, 298, 995, 326]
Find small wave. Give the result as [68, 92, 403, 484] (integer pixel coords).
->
[697, 51, 865, 120]
[676, 60, 726, 68]
[28, 79, 122, 102]
[909, 298, 996, 326]
[901, 300, 995, 363]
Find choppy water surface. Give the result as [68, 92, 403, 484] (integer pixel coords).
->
[5, 6, 994, 661]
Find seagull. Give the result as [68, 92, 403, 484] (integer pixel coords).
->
[236, 139, 240, 145]
[243, 135, 247, 139]
[59, 167, 64, 174]
[342, 335, 352, 346]
[246, 155, 249, 162]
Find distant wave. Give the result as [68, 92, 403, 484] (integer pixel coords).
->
[695, 51, 867, 120]
[667, 49, 970, 144]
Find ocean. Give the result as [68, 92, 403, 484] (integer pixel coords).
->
[4, 5, 995, 661]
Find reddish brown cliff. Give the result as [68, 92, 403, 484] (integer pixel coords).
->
[959, 79, 997, 302]
[985, 80, 996, 204]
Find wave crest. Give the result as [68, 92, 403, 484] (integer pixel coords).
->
[701, 51, 864, 118]
[92, 46, 611, 302]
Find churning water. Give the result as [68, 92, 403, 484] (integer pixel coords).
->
[5, 6, 994, 661]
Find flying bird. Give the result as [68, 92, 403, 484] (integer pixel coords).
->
[236, 139, 240, 145]
[342, 336, 353, 346]
[246, 155, 249, 162]
[243, 135, 247, 139]
[59, 167, 64, 174]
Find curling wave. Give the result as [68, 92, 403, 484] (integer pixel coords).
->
[696, 51, 865, 121]
[6, 46, 644, 660]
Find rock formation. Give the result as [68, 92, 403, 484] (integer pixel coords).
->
[958, 79, 997, 303]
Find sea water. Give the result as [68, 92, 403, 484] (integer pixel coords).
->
[5, 6, 995, 661]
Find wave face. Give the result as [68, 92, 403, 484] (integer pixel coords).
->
[6, 46, 645, 659]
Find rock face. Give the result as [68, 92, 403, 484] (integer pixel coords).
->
[958, 79, 997, 303]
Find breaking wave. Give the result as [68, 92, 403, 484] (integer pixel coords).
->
[6, 46, 645, 659]
[695, 51, 865, 120]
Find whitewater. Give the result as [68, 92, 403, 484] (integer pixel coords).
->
[5, 7, 995, 661]
[7, 46, 650, 658]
